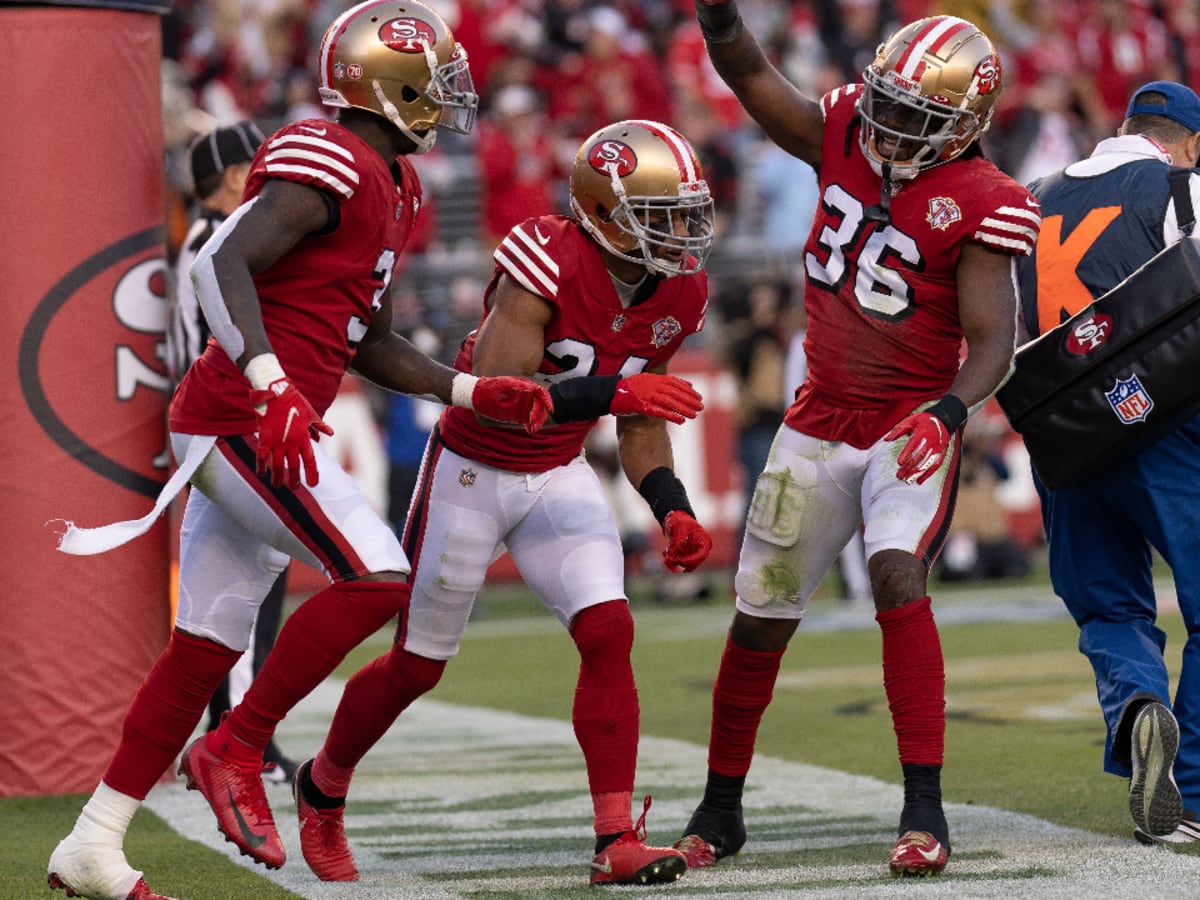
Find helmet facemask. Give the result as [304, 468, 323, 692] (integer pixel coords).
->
[593, 170, 715, 278]
[860, 74, 980, 178]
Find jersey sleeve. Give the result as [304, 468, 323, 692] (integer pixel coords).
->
[254, 121, 363, 200]
[492, 217, 567, 300]
[972, 179, 1041, 256]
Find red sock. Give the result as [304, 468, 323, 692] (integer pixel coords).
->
[877, 596, 945, 766]
[571, 602, 639, 810]
[221, 580, 410, 756]
[708, 634, 784, 777]
[320, 644, 445, 776]
[104, 631, 240, 799]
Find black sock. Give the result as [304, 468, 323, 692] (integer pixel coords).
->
[300, 763, 346, 810]
[901, 764, 942, 805]
[595, 831, 623, 854]
[900, 764, 948, 848]
[702, 770, 746, 811]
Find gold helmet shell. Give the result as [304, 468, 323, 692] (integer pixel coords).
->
[859, 16, 1002, 178]
[318, 0, 478, 153]
[569, 120, 715, 278]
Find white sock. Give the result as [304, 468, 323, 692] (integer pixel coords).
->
[75, 782, 141, 845]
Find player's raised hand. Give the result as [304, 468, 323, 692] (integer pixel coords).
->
[250, 378, 333, 489]
[471, 375, 554, 435]
[610, 373, 704, 424]
[662, 510, 712, 572]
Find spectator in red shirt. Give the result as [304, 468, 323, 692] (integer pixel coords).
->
[476, 84, 563, 249]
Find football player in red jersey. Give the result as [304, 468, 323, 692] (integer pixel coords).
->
[47, 3, 554, 899]
[287, 120, 715, 887]
[673, 7, 1041, 879]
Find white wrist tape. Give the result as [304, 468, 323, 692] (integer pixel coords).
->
[244, 353, 286, 391]
[450, 372, 480, 410]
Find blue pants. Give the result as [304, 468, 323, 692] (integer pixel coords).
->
[1035, 417, 1200, 810]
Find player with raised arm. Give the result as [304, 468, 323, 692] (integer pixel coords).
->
[674, 6, 1040, 878]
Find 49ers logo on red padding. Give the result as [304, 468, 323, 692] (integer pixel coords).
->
[380, 17, 436, 53]
[589, 140, 637, 177]
[18, 228, 170, 498]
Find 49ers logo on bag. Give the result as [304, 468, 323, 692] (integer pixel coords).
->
[380, 17, 437, 53]
[1064, 312, 1113, 356]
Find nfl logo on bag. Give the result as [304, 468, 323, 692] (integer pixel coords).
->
[1106, 374, 1154, 424]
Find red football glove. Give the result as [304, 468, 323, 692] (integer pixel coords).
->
[662, 510, 713, 573]
[610, 373, 704, 424]
[249, 378, 333, 489]
[471, 376, 553, 435]
[884, 412, 952, 485]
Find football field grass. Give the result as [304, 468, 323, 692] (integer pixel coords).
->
[6, 569, 1200, 898]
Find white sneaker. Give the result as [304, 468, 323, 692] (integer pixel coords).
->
[1128, 701, 1184, 837]
[47, 831, 142, 900]
[1134, 812, 1200, 845]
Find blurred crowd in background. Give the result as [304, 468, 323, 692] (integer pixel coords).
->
[161, 0, 1194, 591]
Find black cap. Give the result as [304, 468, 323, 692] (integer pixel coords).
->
[188, 121, 266, 189]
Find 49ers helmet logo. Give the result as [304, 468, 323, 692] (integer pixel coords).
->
[380, 17, 437, 53]
[973, 54, 1002, 95]
[588, 140, 638, 177]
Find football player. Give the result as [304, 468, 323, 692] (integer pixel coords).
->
[288, 120, 715, 887]
[674, 6, 1040, 878]
[47, 3, 553, 898]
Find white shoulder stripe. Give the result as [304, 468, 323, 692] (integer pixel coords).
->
[495, 236, 559, 297]
[265, 162, 355, 198]
[994, 206, 1041, 224]
[265, 147, 360, 185]
[512, 227, 560, 275]
[979, 217, 1039, 239]
[269, 133, 355, 162]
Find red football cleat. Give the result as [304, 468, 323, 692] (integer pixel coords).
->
[294, 759, 359, 881]
[889, 830, 948, 877]
[590, 795, 686, 885]
[48, 872, 177, 900]
[178, 735, 286, 869]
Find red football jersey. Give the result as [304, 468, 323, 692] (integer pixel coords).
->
[170, 119, 423, 435]
[785, 84, 1040, 448]
[438, 216, 708, 472]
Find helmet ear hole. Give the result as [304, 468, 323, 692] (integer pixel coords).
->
[401, 86, 420, 103]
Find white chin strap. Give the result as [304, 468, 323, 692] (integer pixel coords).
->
[374, 81, 436, 154]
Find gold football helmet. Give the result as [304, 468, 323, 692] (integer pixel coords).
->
[859, 15, 1002, 178]
[318, 0, 478, 153]
[569, 120, 715, 278]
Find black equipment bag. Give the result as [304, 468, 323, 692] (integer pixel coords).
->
[997, 230, 1200, 490]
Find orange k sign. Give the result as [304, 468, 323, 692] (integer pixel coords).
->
[1035, 206, 1122, 335]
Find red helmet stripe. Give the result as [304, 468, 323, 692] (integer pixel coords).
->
[624, 119, 699, 182]
[896, 17, 974, 80]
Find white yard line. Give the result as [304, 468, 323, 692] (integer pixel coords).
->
[146, 677, 1200, 900]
